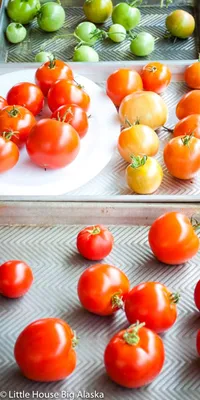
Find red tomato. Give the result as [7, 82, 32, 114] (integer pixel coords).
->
[0, 135, 19, 173]
[7, 82, 44, 116]
[176, 90, 200, 119]
[125, 282, 179, 333]
[35, 59, 74, 96]
[141, 62, 171, 94]
[194, 280, 200, 311]
[185, 60, 200, 90]
[173, 114, 200, 140]
[52, 104, 89, 139]
[0, 260, 33, 298]
[148, 212, 199, 265]
[14, 318, 77, 381]
[197, 330, 200, 356]
[104, 322, 165, 388]
[26, 119, 80, 169]
[48, 80, 90, 112]
[77, 263, 130, 316]
[106, 68, 143, 107]
[0, 96, 8, 111]
[77, 225, 114, 260]
[0, 105, 36, 147]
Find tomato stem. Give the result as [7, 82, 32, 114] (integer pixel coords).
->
[87, 226, 101, 235]
[169, 292, 180, 304]
[181, 133, 193, 147]
[111, 292, 124, 310]
[129, 0, 143, 7]
[160, 0, 173, 7]
[2, 130, 19, 141]
[130, 155, 147, 169]
[72, 331, 79, 348]
[191, 216, 200, 230]
[123, 321, 145, 346]
[163, 125, 173, 133]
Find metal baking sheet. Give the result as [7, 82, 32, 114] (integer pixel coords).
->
[0, 202, 199, 400]
[0, 61, 199, 203]
[0, 0, 200, 62]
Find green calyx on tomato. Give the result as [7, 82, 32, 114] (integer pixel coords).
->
[123, 322, 146, 345]
[87, 226, 101, 235]
[181, 133, 194, 146]
[169, 292, 180, 305]
[130, 155, 148, 168]
[7, 106, 21, 118]
[72, 331, 79, 348]
[111, 292, 124, 310]
[2, 130, 18, 141]
[160, 0, 173, 6]
[7, 0, 41, 25]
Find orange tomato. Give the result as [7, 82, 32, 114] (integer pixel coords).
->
[185, 60, 200, 89]
[176, 90, 200, 119]
[173, 114, 200, 140]
[106, 69, 143, 107]
[118, 124, 159, 163]
[141, 62, 171, 94]
[126, 155, 163, 194]
[119, 91, 168, 130]
[164, 135, 200, 179]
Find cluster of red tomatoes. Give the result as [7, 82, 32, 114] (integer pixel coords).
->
[0, 59, 90, 173]
[0, 211, 199, 387]
[106, 61, 200, 194]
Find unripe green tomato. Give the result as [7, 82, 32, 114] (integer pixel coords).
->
[83, 0, 113, 24]
[73, 46, 99, 62]
[130, 32, 155, 57]
[112, 3, 141, 31]
[108, 24, 126, 43]
[6, 23, 27, 44]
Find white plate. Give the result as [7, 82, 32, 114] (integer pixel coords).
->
[0, 69, 120, 196]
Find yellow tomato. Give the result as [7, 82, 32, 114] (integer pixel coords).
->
[126, 156, 163, 194]
[118, 124, 159, 163]
[119, 91, 168, 130]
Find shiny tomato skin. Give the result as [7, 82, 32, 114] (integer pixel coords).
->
[14, 318, 76, 382]
[148, 212, 199, 265]
[47, 80, 90, 112]
[26, 119, 80, 169]
[35, 59, 74, 96]
[77, 263, 130, 316]
[197, 330, 200, 356]
[0, 105, 36, 147]
[185, 61, 200, 90]
[7, 82, 44, 116]
[173, 114, 200, 140]
[0, 96, 8, 111]
[77, 225, 114, 260]
[106, 68, 143, 107]
[104, 325, 165, 388]
[0, 136, 19, 173]
[176, 90, 200, 119]
[194, 281, 200, 311]
[0, 260, 33, 298]
[141, 62, 171, 94]
[52, 104, 89, 139]
[125, 282, 178, 333]
[164, 135, 200, 180]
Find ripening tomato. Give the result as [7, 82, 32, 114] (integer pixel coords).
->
[125, 282, 179, 333]
[0, 135, 19, 173]
[176, 90, 200, 119]
[173, 114, 200, 140]
[26, 119, 80, 169]
[118, 123, 159, 163]
[141, 62, 171, 94]
[197, 330, 200, 356]
[106, 69, 143, 107]
[52, 105, 89, 139]
[185, 60, 200, 90]
[148, 212, 199, 265]
[0, 96, 8, 111]
[77, 263, 130, 316]
[35, 59, 74, 96]
[126, 155, 163, 194]
[14, 318, 77, 381]
[194, 281, 200, 311]
[119, 91, 168, 130]
[166, 9, 195, 39]
[0, 260, 33, 298]
[104, 322, 165, 388]
[164, 135, 200, 180]
[47, 80, 90, 112]
[0, 105, 36, 147]
[7, 82, 44, 116]
[77, 225, 114, 260]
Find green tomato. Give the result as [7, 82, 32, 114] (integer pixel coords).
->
[7, 0, 40, 25]
[37, 2, 65, 33]
[166, 9, 195, 39]
[108, 24, 126, 43]
[6, 22, 27, 44]
[83, 0, 113, 24]
[73, 45, 99, 62]
[130, 32, 155, 56]
[112, 3, 141, 31]
[74, 22, 98, 46]
[35, 51, 54, 63]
